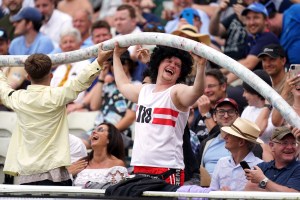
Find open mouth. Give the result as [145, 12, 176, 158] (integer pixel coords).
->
[91, 135, 99, 141]
[295, 85, 300, 91]
[165, 68, 174, 75]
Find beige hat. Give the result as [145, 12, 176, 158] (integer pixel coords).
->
[171, 24, 211, 45]
[221, 117, 263, 144]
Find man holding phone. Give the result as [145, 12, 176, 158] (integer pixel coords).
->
[244, 126, 300, 192]
[210, 117, 263, 191]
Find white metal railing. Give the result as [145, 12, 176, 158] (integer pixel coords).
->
[0, 184, 299, 199]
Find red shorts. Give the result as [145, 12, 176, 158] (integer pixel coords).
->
[133, 166, 184, 186]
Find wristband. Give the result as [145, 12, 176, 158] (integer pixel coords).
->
[264, 104, 273, 111]
[98, 79, 105, 84]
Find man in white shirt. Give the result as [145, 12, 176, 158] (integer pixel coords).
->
[35, 0, 73, 48]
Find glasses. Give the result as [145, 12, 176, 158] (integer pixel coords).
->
[206, 83, 221, 89]
[144, 23, 165, 32]
[215, 109, 237, 117]
[272, 141, 297, 147]
[94, 127, 109, 132]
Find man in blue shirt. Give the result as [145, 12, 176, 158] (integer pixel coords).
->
[9, 7, 54, 55]
[245, 126, 300, 192]
[267, 3, 300, 64]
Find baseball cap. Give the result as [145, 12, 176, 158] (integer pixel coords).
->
[10, 7, 42, 23]
[271, 126, 295, 140]
[258, 44, 286, 58]
[0, 28, 8, 41]
[180, 8, 200, 19]
[214, 98, 239, 112]
[241, 2, 268, 17]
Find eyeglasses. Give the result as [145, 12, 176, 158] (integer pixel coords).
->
[206, 83, 221, 89]
[144, 23, 165, 32]
[215, 109, 237, 117]
[94, 127, 109, 132]
[272, 141, 297, 147]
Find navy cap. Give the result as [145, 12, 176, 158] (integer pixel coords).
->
[241, 2, 268, 17]
[11, 7, 42, 23]
[258, 44, 286, 58]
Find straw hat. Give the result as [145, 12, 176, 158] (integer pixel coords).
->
[171, 24, 211, 45]
[221, 117, 263, 144]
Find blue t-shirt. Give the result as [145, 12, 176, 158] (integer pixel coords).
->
[280, 4, 300, 64]
[257, 159, 300, 191]
[9, 32, 54, 55]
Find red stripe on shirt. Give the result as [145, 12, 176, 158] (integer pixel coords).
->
[153, 108, 179, 117]
[152, 118, 176, 127]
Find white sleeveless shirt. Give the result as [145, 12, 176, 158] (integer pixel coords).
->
[131, 84, 188, 169]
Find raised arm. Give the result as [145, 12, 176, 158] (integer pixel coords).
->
[173, 54, 206, 110]
[113, 42, 143, 103]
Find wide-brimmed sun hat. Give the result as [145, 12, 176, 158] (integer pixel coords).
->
[221, 117, 263, 144]
[171, 24, 211, 45]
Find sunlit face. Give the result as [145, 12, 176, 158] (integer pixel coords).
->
[34, 0, 55, 22]
[73, 11, 92, 36]
[114, 9, 136, 35]
[213, 104, 238, 127]
[261, 56, 285, 77]
[92, 27, 112, 44]
[270, 134, 298, 164]
[245, 11, 267, 35]
[158, 57, 182, 83]
[3, 0, 23, 14]
[223, 132, 242, 151]
[59, 35, 81, 52]
[90, 125, 110, 147]
[204, 76, 226, 104]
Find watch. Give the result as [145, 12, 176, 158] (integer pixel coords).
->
[259, 177, 269, 189]
[203, 112, 212, 120]
[264, 104, 273, 111]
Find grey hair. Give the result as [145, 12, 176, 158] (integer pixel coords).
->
[59, 27, 82, 44]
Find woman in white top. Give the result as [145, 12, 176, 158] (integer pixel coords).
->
[73, 122, 128, 187]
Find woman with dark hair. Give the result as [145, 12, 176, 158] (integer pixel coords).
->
[73, 122, 128, 187]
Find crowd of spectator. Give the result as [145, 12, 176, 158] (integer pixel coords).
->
[0, 0, 299, 195]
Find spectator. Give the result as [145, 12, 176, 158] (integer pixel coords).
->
[114, 4, 147, 81]
[73, 122, 128, 187]
[67, 51, 138, 151]
[267, 3, 300, 64]
[210, 117, 263, 191]
[198, 98, 240, 176]
[112, 43, 206, 185]
[57, 0, 93, 18]
[91, 20, 113, 45]
[72, 9, 93, 49]
[190, 69, 227, 142]
[0, 47, 113, 185]
[0, 0, 23, 40]
[122, 0, 161, 29]
[0, 27, 9, 56]
[244, 126, 300, 192]
[226, 2, 279, 84]
[163, 1, 210, 35]
[34, 0, 73, 48]
[272, 70, 300, 126]
[9, 7, 54, 55]
[50, 27, 90, 104]
[258, 43, 293, 104]
[209, 0, 255, 61]
[241, 69, 275, 143]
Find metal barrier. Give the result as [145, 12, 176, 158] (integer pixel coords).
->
[0, 184, 299, 199]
